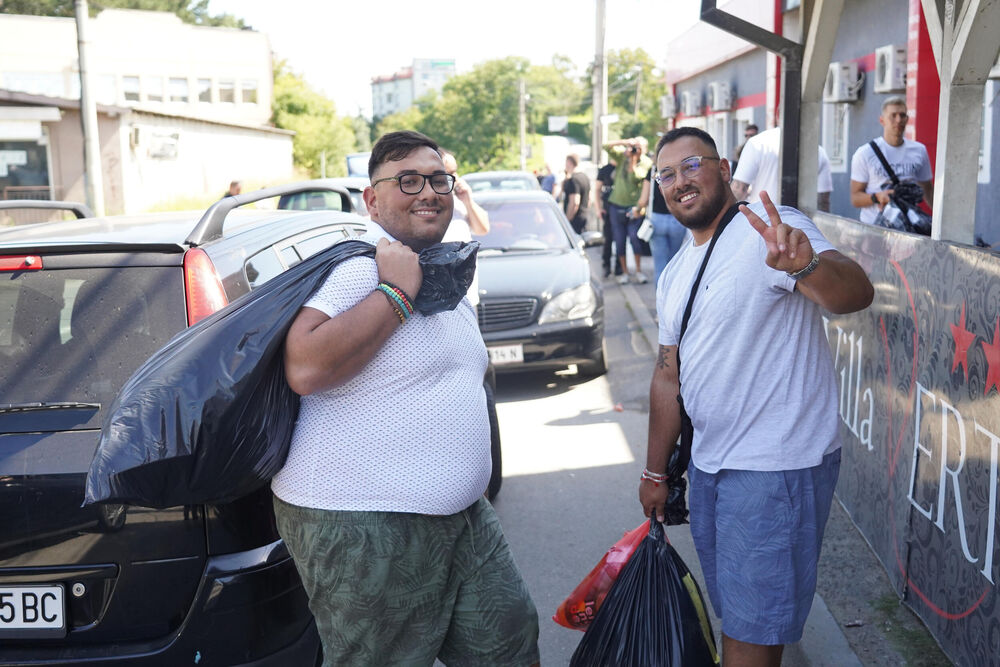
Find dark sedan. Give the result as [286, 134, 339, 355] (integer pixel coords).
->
[474, 191, 606, 376]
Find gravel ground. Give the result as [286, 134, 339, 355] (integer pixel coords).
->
[815, 499, 952, 666]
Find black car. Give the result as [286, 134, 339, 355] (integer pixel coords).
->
[474, 190, 607, 376]
[0, 187, 367, 666]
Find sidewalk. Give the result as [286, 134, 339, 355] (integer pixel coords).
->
[601, 251, 864, 667]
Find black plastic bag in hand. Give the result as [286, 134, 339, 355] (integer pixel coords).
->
[85, 239, 478, 509]
[569, 517, 719, 667]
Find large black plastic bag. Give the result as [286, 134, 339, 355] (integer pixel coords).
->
[84, 239, 478, 509]
[569, 517, 719, 667]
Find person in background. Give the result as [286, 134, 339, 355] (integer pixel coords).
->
[273, 130, 540, 667]
[441, 150, 489, 306]
[641, 126, 873, 667]
[731, 126, 833, 212]
[539, 165, 556, 195]
[561, 153, 591, 234]
[222, 180, 241, 198]
[731, 124, 759, 174]
[635, 162, 687, 282]
[595, 156, 618, 278]
[604, 136, 654, 284]
[849, 96, 934, 224]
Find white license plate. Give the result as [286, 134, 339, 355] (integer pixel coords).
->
[0, 585, 66, 638]
[488, 344, 524, 365]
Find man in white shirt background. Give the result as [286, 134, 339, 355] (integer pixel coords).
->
[849, 96, 934, 224]
[731, 126, 833, 212]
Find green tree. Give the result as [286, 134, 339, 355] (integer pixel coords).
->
[596, 48, 669, 144]
[0, 0, 245, 26]
[271, 61, 356, 177]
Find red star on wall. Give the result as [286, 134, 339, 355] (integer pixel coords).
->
[950, 301, 978, 381]
[982, 317, 1000, 396]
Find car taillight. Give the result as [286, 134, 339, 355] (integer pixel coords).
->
[183, 248, 228, 325]
[0, 255, 43, 271]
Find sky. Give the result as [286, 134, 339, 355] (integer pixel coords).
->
[206, 0, 701, 119]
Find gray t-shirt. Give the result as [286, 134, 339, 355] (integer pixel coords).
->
[656, 203, 840, 473]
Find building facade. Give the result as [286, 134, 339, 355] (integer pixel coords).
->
[370, 58, 456, 119]
[663, 0, 1000, 247]
[0, 9, 293, 215]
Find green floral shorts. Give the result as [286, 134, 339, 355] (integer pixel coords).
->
[273, 495, 540, 667]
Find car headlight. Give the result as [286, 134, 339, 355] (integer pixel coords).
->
[538, 284, 597, 324]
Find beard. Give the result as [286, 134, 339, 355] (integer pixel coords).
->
[666, 183, 730, 231]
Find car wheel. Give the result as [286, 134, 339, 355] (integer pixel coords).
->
[578, 338, 608, 377]
[484, 378, 503, 501]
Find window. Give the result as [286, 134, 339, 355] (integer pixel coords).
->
[822, 103, 850, 173]
[708, 112, 730, 164]
[197, 78, 212, 103]
[240, 80, 258, 104]
[123, 75, 140, 102]
[219, 79, 235, 103]
[244, 249, 284, 289]
[146, 76, 163, 102]
[980, 81, 994, 184]
[169, 77, 189, 103]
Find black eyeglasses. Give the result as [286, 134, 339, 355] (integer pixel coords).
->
[371, 172, 456, 195]
[654, 156, 720, 187]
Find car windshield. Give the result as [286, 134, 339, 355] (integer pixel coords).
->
[476, 200, 572, 251]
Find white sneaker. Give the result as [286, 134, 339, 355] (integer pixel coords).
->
[617, 273, 630, 284]
[635, 271, 649, 284]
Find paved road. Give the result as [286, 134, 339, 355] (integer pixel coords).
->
[489, 247, 862, 666]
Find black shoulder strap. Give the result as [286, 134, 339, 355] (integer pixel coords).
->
[868, 140, 900, 186]
[677, 201, 745, 344]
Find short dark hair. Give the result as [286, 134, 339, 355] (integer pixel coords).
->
[368, 131, 440, 178]
[654, 127, 719, 159]
[746, 124, 759, 133]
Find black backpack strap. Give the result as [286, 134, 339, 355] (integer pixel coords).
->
[868, 140, 900, 187]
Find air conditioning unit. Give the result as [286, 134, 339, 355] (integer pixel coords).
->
[660, 93, 677, 118]
[824, 62, 860, 103]
[129, 125, 143, 149]
[707, 81, 732, 111]
[874, 45, 907, 93]
[681, 90, 702, 117]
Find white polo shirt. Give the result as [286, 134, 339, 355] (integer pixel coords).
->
[271, 222, 491, 515]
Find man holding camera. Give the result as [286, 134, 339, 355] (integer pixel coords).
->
[849, 96, 933, 224]
[603, 137, 654, 284]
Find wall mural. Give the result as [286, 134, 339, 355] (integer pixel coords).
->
[818, 217, 1000, 667]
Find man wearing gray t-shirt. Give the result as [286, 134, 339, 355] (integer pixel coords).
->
[641, 127, 873, 667]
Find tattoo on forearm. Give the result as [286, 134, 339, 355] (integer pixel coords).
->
[656, 346, 672, 369]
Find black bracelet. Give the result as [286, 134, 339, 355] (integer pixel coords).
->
[871, 193, 879, 205]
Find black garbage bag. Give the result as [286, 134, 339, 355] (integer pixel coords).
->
[569, 517, 720, 667]
[84, 239, 478, 509]
[663, 445, 689, 526]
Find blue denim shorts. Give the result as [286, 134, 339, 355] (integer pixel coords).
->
[688, 449, 841, 645]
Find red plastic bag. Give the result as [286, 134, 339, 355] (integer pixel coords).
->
[553, 521, 648, 630]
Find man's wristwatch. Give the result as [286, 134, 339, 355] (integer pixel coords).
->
[787, 252, 820, 281]
[871, 193, 879, 205]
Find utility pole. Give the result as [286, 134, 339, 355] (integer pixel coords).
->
[591, 0, 607, 164]
[75, 0, 105, 215]
[633, 68, 642, 116]
[518, 78, 527, 171]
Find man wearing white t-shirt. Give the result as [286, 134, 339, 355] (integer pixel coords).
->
[850, 96, 934, 224]
[273, 131, 539, 666]
[731, 126, 833, 212]
[641, 127, 873, 667]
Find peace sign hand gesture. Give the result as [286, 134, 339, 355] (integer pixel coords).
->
[741, 191, 814, 274]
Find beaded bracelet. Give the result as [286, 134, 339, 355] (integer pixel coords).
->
[376, 284, 411, 319]
[378, 281, 415, 315]
[376, 287, 408, 324]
